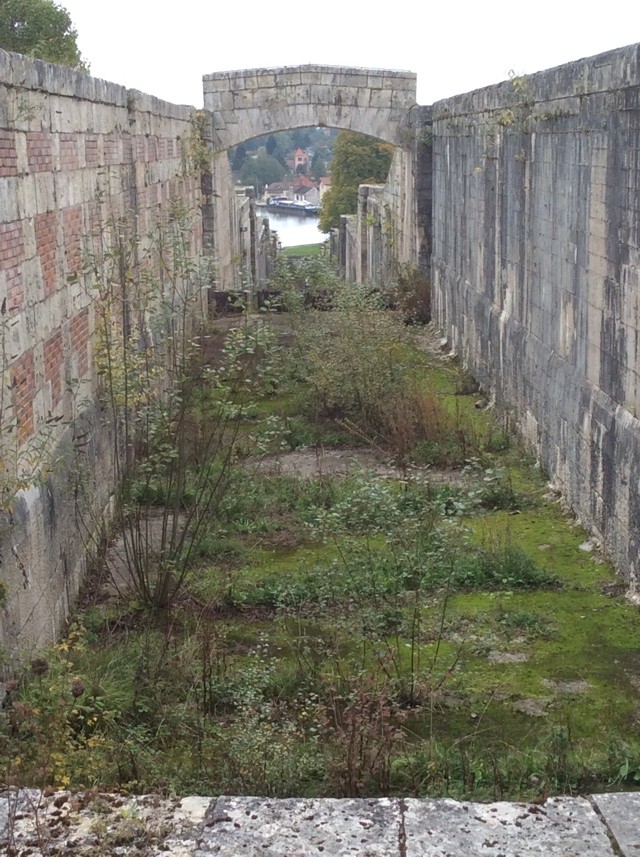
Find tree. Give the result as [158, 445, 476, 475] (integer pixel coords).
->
[291, 129, 311, 150]
[265, 135, 278, 156]
[240, 153, 285, 193]
[310, 151, 326, 179]
[0, 0, 88, 69]
[319, 132, 393, 232]
[231, 142, 248, 173]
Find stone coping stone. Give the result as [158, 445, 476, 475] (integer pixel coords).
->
[403, 796, 616, 856]
[1, 790, 638, 855]
[198, 796, 401, 855]
[592, 792, 640, 854]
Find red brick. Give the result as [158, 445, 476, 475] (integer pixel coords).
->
[148, 136, 158, 162]
[62, 205, 83, 275]
[34, 212, 58, 297]
[103, 134, 120, 165]
[70, 307, 90, 376]
[0, 130, 18, 176]
[0, 221, 25, 312]
[43, 330, 64, 408]
[26, 132, 53, 173]
[59, 133, 79, 171]
[134, 136, 147, 161]
[85, 134, 100, 168]
[11, 349, 35, 442]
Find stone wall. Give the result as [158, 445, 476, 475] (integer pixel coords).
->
[431, 44, 640, 583]
[0, 50, 209, 656]
[340, 107, 432, 288]
[204, 153, 258, 293]
[338, 214, 358, 283]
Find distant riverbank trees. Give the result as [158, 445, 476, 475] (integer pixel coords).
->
[240, 153, 286, 192]
[229, 128, 337, 194]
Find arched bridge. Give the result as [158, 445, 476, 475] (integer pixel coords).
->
[202, 64, 417, 150]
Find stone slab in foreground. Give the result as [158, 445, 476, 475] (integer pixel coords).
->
[403, 796, 616, 855]
[1, 790, 637, 855]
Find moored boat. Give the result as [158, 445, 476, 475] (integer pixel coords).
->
[260, 198, 319, 216]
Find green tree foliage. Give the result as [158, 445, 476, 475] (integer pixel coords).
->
[240, 152, 285, 193]
[0, 0, 88, 70]
[291, 129, 312, 150]
[231, 142, 247, 173]
[310, 151, 326, 179]
[265, 134, 278, 156]
[319, 132, 394, 232]
[228, 129, 337, 178]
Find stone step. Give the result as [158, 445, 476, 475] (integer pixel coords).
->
[2, 790, 639, 855]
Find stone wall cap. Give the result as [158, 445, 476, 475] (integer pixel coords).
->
[203, 64, 416, 80]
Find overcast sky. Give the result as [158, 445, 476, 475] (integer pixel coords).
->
[61, 0, 638, 108]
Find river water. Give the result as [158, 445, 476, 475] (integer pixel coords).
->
[258, 208, 328, 248]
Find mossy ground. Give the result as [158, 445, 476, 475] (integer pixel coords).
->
[4, 310, 640, 801]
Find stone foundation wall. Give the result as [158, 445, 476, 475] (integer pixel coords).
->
[431, 44, 640, 582]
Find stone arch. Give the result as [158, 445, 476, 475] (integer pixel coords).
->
[202, 64, 417, 151]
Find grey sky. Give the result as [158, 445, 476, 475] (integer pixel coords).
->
[62, 0, 638, 108]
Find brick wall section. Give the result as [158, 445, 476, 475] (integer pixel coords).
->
[59, 133, 79, 171]
[134, 135, 146, 161]
[34, 211, 58, 297]
[103, 134, 120, 165]
[84, 134, 100, 168]
[0, 220, 25, 311]
[70, 308, 89, 376]
[0, 48, 205, 652]
[62, 205, 83, 275]
[0, 130, 18, 176]
[26, 131, 53, 172]
[43, 330, 64, 409]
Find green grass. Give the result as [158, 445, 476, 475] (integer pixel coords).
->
[281, 243, 326, 257]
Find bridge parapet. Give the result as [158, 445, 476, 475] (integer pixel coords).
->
[202, 64, 417, 149]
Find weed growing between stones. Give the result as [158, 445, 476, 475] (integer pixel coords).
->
[2, 260, 640, 801]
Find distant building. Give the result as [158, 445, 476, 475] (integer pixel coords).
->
[285, 148, 310, 174]
[319, 176, 331, 200]
[265, 176, 320, 203]
[264, 182, 290, 200]
[293, 185, 320, 206]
